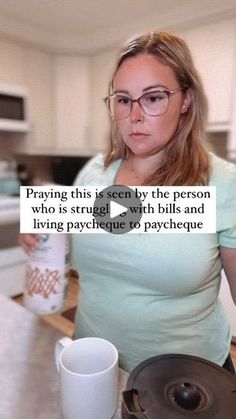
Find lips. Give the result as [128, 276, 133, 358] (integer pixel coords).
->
[129, 132, 149, 138]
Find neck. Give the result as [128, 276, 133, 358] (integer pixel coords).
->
[127, 151, 164, 177]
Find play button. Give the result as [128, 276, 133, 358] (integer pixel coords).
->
[93, 185, 143, 234]
[110, 201, 127, 218]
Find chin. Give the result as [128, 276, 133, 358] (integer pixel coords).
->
[126, 139, 167, 159]
[128, 146, 159, 158]
[126, 142, 150, 155]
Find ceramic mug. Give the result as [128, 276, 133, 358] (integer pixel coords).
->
[55, 336, 119, 419]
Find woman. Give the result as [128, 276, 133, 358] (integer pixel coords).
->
[20, 31, 236, 373]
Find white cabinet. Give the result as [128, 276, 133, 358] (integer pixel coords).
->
[54, 56, 91, 155]
[179, 18, 236, 128]
[90, 49, 118, 152]
[0, 39, 25, 84]
[22, 48, 54, 152]
[17, 51, 92, 155]
[228, 55, 236, 160]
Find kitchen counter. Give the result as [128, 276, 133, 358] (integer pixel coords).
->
[0, 293, 128, 419]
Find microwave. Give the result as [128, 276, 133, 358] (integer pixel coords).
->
[0, 83, 30, 132]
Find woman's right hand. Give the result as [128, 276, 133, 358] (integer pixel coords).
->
[18, 233, 39, 254]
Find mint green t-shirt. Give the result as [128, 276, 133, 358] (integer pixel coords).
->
[72, 153, 236, 372]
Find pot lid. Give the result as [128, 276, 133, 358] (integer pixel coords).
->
[122, 354, 236, 418]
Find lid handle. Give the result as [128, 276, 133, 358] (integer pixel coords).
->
[122, 389, 147, 418]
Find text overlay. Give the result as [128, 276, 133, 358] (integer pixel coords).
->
[20, 185, 216, 234]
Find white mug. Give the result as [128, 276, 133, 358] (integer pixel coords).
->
[55, 337, 119, 419]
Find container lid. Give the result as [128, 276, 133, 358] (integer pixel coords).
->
[122, 354, 236, 418]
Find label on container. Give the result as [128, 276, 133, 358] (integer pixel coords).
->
[24, 262, 68, 315]
[29, 234, 70, 266]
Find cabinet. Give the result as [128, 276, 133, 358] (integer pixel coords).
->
[228, 54, 236, 161]
[22, 48, 54, 152]
[53, 56, 91, 155]
[0, 39, 25, 84]
[89, 49, 118, 153]
[17, 51, 92, 155]
[179, 18, 236, 128]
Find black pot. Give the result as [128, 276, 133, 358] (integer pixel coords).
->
[121, 354, 236, 418]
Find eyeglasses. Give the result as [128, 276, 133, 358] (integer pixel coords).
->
[104, 88, 183, 120]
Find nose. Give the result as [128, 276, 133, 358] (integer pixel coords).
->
[129, 101, 144, 123]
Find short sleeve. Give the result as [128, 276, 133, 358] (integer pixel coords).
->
[73, 153, 121, 187]
[73, 153, 105, 186]
[218, 166, 236, 248]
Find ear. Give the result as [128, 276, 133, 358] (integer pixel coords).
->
[181, 88, 192, 114]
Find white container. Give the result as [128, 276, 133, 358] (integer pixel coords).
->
[24, 234, 70, 315]
[28, 234, 70, 266]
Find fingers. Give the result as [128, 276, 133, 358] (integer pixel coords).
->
[18, 233, 39, 254]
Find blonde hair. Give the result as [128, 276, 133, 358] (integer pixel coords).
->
[104, 31, 211, 186]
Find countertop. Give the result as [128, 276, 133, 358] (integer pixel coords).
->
[0, 293, 128, 419]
